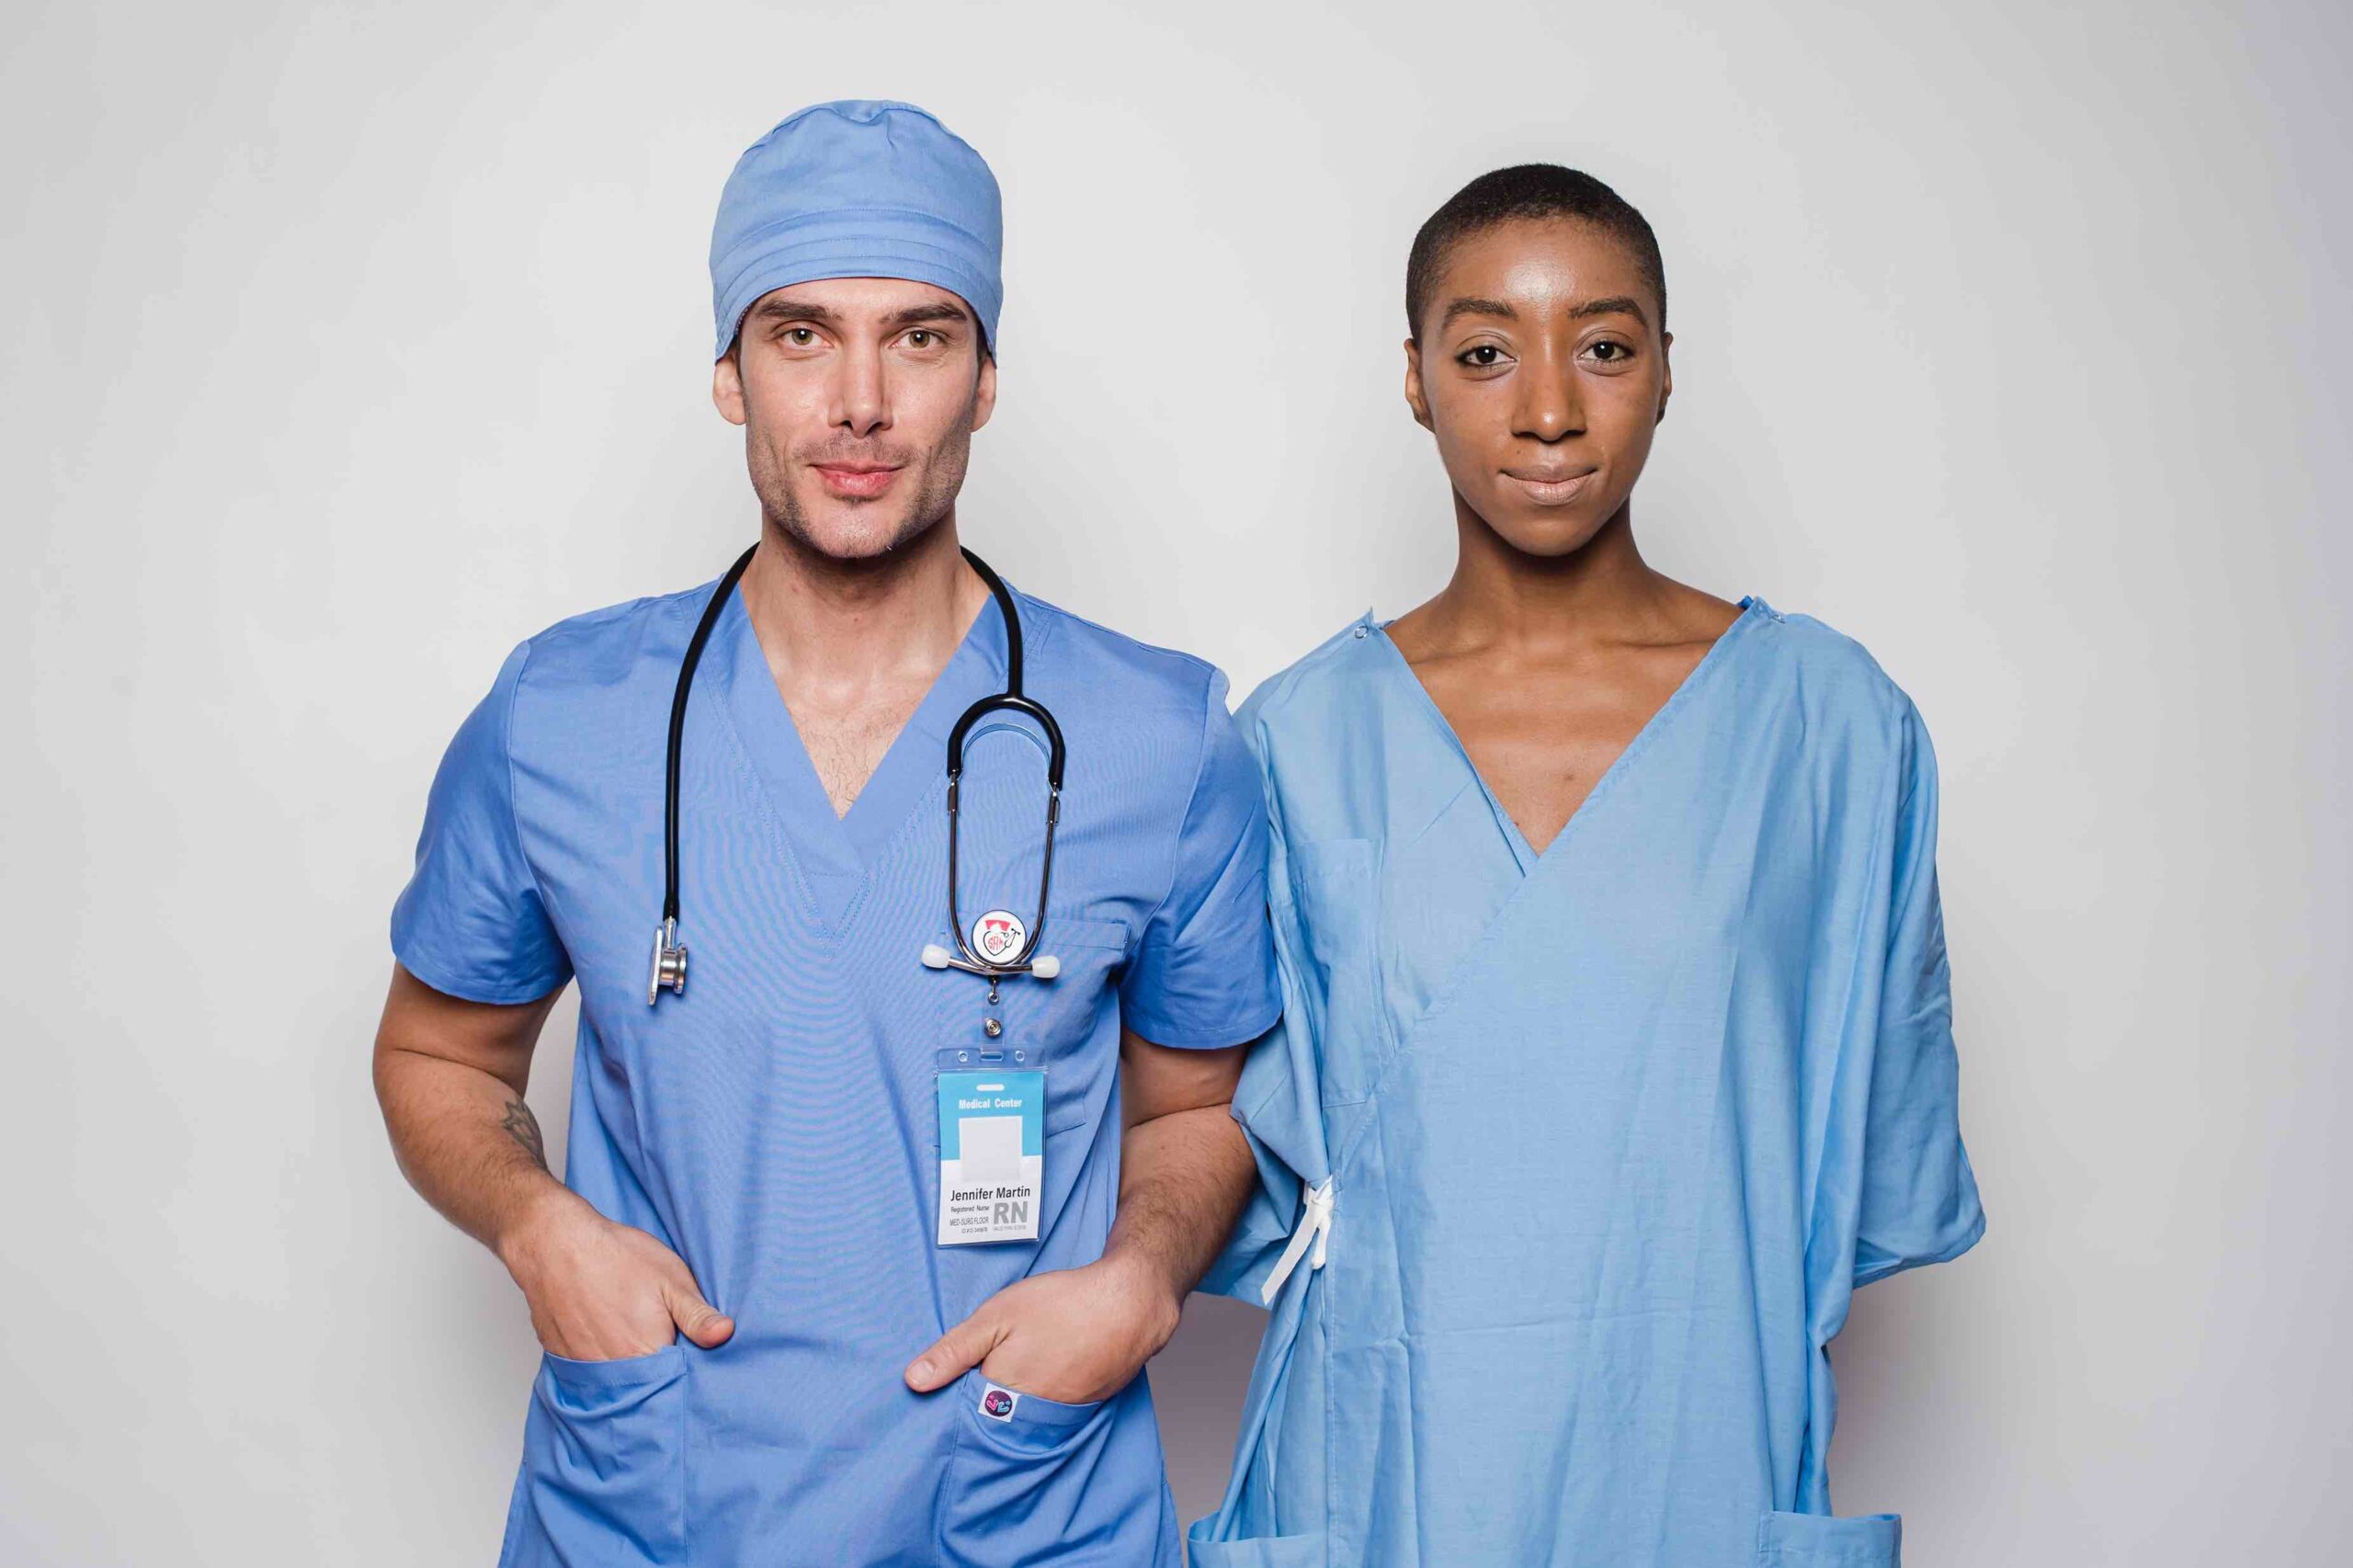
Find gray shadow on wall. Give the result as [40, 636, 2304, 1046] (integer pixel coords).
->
[1151, 1291, 1269, 1532]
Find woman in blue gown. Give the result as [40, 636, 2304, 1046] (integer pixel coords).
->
[1189, 165, 1985, 1568]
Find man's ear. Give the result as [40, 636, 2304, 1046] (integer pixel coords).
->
[970, 349, 998, 434]
[712, 346, 748, 427]
[1404, 337, 1433, 432]
[1654, 330, 1673, 426]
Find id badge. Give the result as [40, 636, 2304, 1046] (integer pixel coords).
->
[936, 1047, 1044, 1245]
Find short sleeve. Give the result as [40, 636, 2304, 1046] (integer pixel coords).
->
[1853, 702, 1986, 1286]
[1118, 670, 1282, 1050]
[389, 640, 573, 1005]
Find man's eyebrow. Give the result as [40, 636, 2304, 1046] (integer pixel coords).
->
[1571, 295, 1649, 326]
[884, 301, 972, 327]
[749, 298, 839, 324]
[1440, 296, 1518, 330]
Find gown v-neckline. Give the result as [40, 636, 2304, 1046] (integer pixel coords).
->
[711, 582, 1010, 930]
[1367, 597, 1765, 877]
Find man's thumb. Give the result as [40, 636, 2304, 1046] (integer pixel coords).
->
[905, 1312, 996, 1392]
[669, 1286, 735, 1348]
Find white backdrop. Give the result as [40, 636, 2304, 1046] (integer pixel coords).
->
[5, 2, 2348, 1562]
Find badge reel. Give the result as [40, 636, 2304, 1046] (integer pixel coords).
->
[935, 909, 1049, 1246]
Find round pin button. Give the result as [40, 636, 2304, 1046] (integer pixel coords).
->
[972, 909, 1027, 963]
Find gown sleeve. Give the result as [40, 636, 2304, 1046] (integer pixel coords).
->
[1199, 703, 1334, 1302]
[1850, 699, 1986, 1286]
[389, 640, 574, 1005]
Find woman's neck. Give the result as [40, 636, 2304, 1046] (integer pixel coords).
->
[1407, 502, 1689, 658]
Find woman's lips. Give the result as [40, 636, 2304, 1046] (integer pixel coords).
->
[813, 464, 903, 499]
[1503, 467, 1598, 506]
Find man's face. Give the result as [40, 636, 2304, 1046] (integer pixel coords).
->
[713, 277, 997, 559]
[1404, 218, 1671, 557]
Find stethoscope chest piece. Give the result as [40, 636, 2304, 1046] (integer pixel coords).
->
[648, 917, 688, 1006]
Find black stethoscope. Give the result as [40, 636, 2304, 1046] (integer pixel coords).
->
[649, 544, 1065, 1032]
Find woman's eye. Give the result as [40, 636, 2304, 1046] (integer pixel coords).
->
[1586, 340, 1631, 363]
[1459, 345, 1506, 368]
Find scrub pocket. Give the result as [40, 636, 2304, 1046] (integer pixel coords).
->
[937, 1369, 1133, 1566]
[1024, 915, 1130, 1133]
[505, 1344, 688, 1566]
[1184, 1521, 1326, 1567]
[1754, 1509, 1903, 1567]
[923, 914, 1129, 1138]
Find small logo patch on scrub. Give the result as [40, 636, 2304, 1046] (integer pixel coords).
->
[979, 1384, 1018, 1421]
[972, 910, 1026, 962]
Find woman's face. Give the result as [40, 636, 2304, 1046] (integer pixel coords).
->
[1405, 217, 1671, 556]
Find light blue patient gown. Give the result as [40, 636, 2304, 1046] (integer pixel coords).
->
[392, 571, 1279, 1566]
[1190, 598, 1985, 1568]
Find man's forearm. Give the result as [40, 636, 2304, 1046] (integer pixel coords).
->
[901, 1036, 1258, 1401]
[1103, 1100, 1256, 1305]
[375, 1048, 581, 1264]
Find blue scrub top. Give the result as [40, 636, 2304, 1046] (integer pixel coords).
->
[392, 570, 1281, 1567]
[1191, 599, 1985, 1568]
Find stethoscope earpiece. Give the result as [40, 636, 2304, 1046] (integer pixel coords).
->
[919, 944, 1061, 983]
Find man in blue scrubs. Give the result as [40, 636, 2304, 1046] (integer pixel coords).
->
[373, 100, 1279, 1566]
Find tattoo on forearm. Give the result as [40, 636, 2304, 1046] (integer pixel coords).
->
[499, 1097, 547, 1169]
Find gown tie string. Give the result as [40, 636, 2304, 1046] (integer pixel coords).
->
[1259, 1176, 1336, 1306]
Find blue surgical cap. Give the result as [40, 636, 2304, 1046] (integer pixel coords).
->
[709, 100, 1004, 360]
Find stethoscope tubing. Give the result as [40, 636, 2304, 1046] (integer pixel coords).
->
[664, 543, 758, 926]
[652, 542, 1063, 1005]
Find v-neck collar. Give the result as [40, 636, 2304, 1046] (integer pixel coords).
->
[1367, 596, 1768, 876]
[710, 574, 1015, 930]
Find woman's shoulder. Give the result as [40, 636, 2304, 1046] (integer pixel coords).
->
[1737, 599, 1934, 767]
[1748, 598, 1911, 696]
[1236, 612, 1388, 737]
